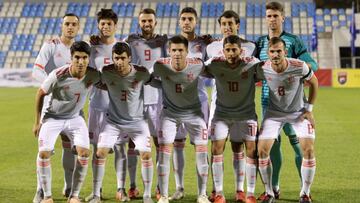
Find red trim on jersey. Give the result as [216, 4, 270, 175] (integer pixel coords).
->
[288, 59, 304, 67]
[56, 67, 70, 78]
[35, 63, 45, 70]
[157, 58, 171, 64]
[211, 56, 226, 62]
[187, 58, 202, 65]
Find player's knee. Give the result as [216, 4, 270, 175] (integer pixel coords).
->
[140, 152, 152, 160]
[77, 148, 90, 157]
[245, 145, 256, 158]
[211, 142, 224, 155]
[302, 145, 315, 159]
[257, 147, 270, 158]
[96, 148, 110, 159]
[39, 151, 51, 159]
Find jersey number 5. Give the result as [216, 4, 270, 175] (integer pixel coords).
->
[145, 50, 151, 61]
[278, 86, 285, 96]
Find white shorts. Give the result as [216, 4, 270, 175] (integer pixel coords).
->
[88, 107, 128, 145]
[175, 100, 209, 140]
[38, 116, 89, 152]
[159, 114, 208, 145]
[210, 118, 257, 142]
[144, 104, 161, 137]
[259, 111, 315, 140]
[97, 119, 152, 152]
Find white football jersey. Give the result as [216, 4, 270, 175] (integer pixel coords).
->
[88, 41, 117, 111]
[33, 36, 72, 82]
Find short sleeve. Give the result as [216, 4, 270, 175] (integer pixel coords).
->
[301, 63, 314, 81]
[40, 70, 57, 94]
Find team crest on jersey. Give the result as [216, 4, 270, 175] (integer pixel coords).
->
[337, 72, 347, 85]
[165, 76, 170, 80]
[132, 80, 139, 88]
[63, 85, 70, 90]
[110, 81, 115, 86]
[287, 75, 295, 83]
[241, 71, 248, 79]
[267, 77, 272, 81]
[220, 73, 225, 77]
[187, 72, 194, 81]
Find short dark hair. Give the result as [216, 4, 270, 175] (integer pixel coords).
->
[169, 35, 188, 49]
[63, 13, 79, 21]
[70, 41, 91, 56]
[180, 7, 198, 18]
[223, 35, 242, 48]
[217, 10, 240, 25]
[97, 9, 118, 24]
[266, 1, 285, 15]
[268, 37, 286, 49]
[112, 42, 132, 57]
[139, 8, 156, 17]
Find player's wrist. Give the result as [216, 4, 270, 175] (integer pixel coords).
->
[305, 103, 313, 112]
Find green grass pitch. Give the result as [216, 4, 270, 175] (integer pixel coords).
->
[0, 87, 359, 202]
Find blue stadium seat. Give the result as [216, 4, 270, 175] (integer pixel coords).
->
[339, 8, 345, 15]
[171, 3, 179, 17]
[291, 2, 300, 17]
[254, 4, 261, 17]
[126, 3, 134, 17]
[246, 3, 254, 17]
[201, 2, 209, 17]
[324, 8, 330, 15]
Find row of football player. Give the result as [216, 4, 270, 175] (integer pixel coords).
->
[31, 1, 318, 203]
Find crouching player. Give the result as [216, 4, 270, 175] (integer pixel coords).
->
[33, 41, 101, 203]
[257, 37, 318, 203]
[206, 35, 263, 203]
[91, 42, 154, 203]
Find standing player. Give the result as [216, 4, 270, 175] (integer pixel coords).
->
[256, 2, 318, 199]
[86, 9, 129, 202]
[31, 13, 80, 203]
[33, 41, 100, 203]
[206, 35, 263, 203]
[125, 8, 168, 199]
[153, 35, 210, 203]
[257, 37, 318, 203]
[206, 10, 256, 202]
[91, 42, 154, 203]
[169, 7, 213, 200]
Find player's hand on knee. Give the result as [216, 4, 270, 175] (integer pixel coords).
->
[32, 123, 42, 137]
[300, 112, 315, 128]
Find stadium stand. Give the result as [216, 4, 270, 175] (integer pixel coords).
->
[0, 1, 353, 69]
